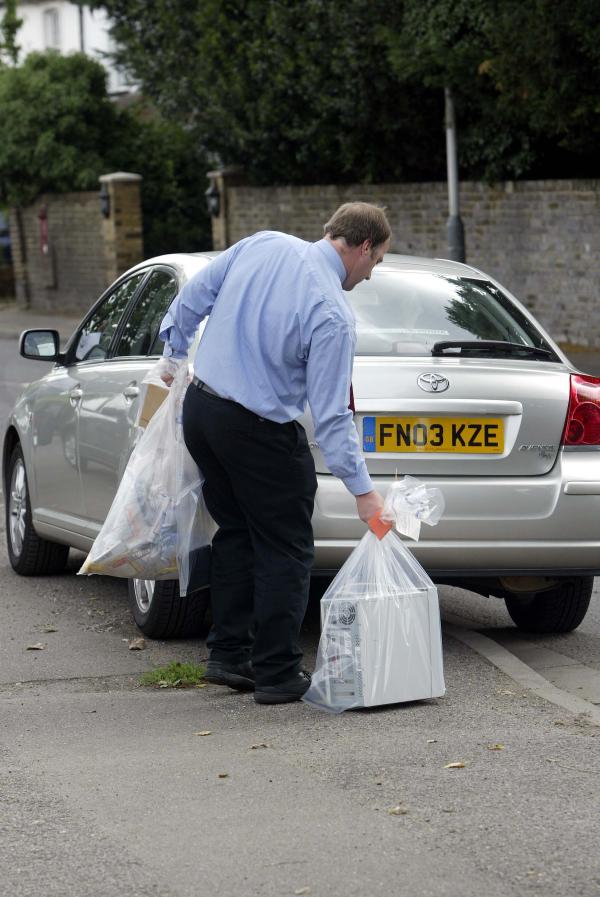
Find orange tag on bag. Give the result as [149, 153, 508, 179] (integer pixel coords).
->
[368, 512, 393, 541]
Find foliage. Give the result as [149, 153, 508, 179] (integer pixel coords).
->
[0, 0, 22, 65]
[139, 660, 206, 688]
[0, 51, 211, 253]
[89, 0, 445, 184]
[380, 0, 600, 180]
[0, 52, 125, 205]
[91, 0, 600, 183]
[118, 102, 212, 255]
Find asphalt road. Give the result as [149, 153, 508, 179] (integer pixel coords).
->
[2, 342, 600, 897]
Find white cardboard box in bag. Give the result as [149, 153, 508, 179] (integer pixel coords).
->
[320, 585, 445, 709]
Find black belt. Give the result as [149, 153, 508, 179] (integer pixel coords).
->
[191, 375, 221, 398]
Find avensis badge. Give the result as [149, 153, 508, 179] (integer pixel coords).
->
[417, 372, 450, 393]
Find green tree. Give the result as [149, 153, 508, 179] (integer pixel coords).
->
[0, 0, 22, 65]
[89, 0, 446, 184]
[118, 102, 212, 256]
[0, 51, 210, 253]
[0, 51, 125, 205]
[93, 0, 600, 183]
[380, 0, 600, 179]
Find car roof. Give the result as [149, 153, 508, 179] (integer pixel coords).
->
[124, 250, 488, 282]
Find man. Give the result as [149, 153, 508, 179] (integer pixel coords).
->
[158, 202, 390, 704]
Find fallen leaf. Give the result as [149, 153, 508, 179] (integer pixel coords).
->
[217, 773, 229, 779]
[441, 808, 455, 813]
[41, 626, 57, 633]
[158, 681, 170, 688]
[426, 738, 437, 744]
[250, 743, 270, 750]
[488, 744, 505, 751]
[193, 731, 212, 737]
[26, 643, 46, 651]
[498, 688, 515, 696]
[388, 805, 409, 816]
[294, 889, 311, 895]
[444, 761, 466, 769]
[195, 683, 207, 689]
[128, 637, 146, 651]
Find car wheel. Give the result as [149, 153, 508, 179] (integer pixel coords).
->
[128, 578, 211, 639]
[504, 576, 594, 633]
[5, 443, 70, 575]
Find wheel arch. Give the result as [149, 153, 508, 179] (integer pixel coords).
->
[3, 425, 21, 492]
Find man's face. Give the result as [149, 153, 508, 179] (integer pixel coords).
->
[342, 238, 390, 291]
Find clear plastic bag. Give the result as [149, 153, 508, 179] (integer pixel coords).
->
[79, 361, 216, 593]
[303, 479, 445, 714]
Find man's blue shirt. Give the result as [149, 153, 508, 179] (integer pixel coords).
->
[159, 231, 373, 495]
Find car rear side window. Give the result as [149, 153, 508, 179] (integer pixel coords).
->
[115, 269, 179, 357]
[352, 272, 555, 357]
[74, 273, 145, 361]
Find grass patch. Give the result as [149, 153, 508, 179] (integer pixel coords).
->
[139, 661, 206, 689]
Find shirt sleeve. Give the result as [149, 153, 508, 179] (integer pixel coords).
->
[159, 242, 245, 359]
[306, 319, 373, 496]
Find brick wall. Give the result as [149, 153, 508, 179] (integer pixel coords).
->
[10, 192, 106, 313]
[9, 173, 143, 314]
[220, 179, 600, 348]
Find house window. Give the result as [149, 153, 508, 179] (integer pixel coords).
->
[43, 8, 61, 49]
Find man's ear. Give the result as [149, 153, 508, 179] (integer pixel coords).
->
[362, 239, 372, 255]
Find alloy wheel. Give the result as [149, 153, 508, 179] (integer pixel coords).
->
[133, 579, 155, 614]
[9, 457, 27, 558]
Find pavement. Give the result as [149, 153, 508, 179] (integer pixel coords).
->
[0, 302, 82, 344]
[1, 301, 599, 375]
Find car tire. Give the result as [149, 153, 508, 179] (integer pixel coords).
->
[504, 576, 594, 634]
[5, 443, 70, 576]
[128, 578, 211, 639]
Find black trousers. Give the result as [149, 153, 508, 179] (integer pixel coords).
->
[182, 383, 318, 686]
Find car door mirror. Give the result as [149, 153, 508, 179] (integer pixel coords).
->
[19, 329, 61, 361]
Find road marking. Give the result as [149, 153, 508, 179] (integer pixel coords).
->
[442, 616, 600, 725]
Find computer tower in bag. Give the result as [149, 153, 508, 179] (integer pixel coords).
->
[320, 584, 445, 710]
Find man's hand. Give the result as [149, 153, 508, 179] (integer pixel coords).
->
[155, 357, 180, 387]
[355, 489, 385, 524]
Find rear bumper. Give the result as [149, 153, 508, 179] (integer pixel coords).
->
[312, 450, 600, 574]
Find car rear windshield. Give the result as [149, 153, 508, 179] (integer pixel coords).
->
[351, 272, 557, 359]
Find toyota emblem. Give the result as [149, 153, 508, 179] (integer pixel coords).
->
[418, 372, 449, 393]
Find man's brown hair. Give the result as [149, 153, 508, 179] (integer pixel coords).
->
[323, 202, 392, 249]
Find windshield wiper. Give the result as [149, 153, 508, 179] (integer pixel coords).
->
[431, 340, 556, 360]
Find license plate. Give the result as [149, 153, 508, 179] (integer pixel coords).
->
[362, 416, 504, 453]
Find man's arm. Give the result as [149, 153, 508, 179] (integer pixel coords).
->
[158, 241, 246, 369]
[306, 321, 383, 522]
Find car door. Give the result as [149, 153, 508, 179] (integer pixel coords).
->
[28, 272, 147, 535]
[77, 266, 180, 526]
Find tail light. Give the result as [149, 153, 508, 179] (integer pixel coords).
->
[562, 374, 600, 445]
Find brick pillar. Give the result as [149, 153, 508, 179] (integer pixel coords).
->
[99, 171, 144, 282]
[206, 167, 244, 249]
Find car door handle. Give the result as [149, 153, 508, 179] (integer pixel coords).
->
[69, 387, 83, 406]
[123, 385, 140, 400]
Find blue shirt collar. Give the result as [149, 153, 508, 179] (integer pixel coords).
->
[315, 238, 347, 284]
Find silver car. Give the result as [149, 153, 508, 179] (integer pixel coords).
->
[4, 253, 599, 638]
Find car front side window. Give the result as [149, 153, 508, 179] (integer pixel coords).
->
[74, 273, 146, 362]
[115, 269, 180, 358]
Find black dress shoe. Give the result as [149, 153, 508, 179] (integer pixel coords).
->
[254, 671, 311, 704]
[204, 660, 255, 691]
